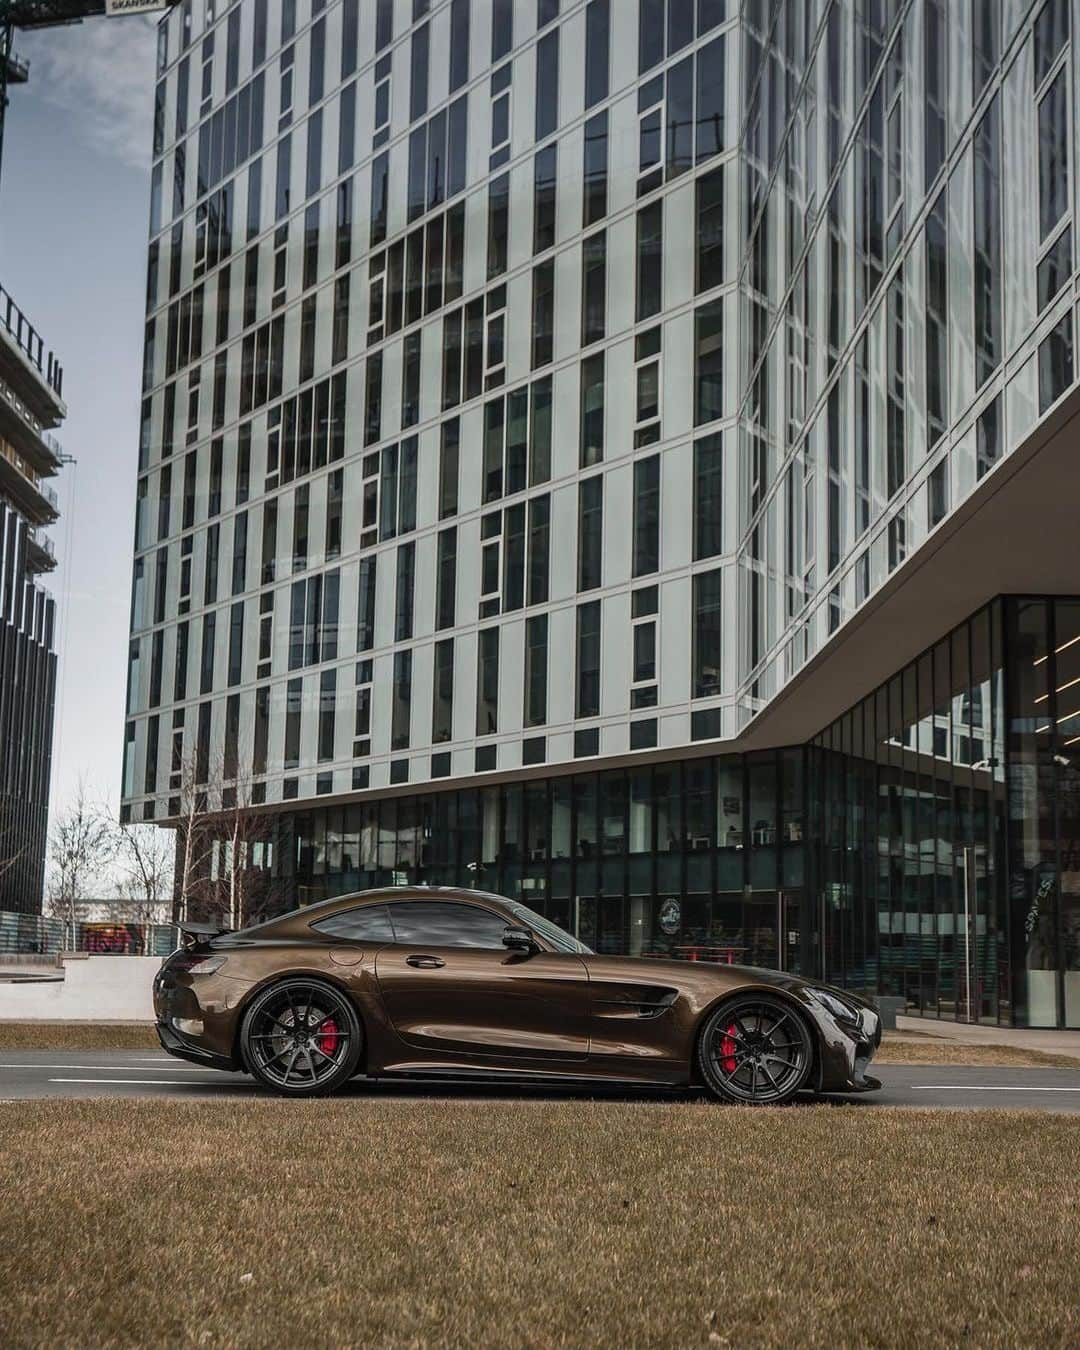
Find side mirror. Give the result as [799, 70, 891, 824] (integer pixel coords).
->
[502, 925, 536, 954]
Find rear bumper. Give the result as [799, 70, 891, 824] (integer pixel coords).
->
[156, 1020, 238, 1073]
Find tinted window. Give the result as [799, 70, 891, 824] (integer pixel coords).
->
[388, 901, 509, 948]
[312, 903, 394, 941]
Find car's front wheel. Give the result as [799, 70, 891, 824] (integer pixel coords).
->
[697, 994, 813, 1105]
[240, 978, 363, 1097]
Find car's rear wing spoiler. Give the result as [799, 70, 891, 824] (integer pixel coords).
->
[177, 919, 232, 951]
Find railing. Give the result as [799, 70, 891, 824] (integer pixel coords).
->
[0, 284, 63, 399]
[29, 529, 55, 561]
[0, 910, 178, 959]
[0, 371, 45, 439]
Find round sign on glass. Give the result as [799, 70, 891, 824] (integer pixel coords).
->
[658, 897, 681, 936]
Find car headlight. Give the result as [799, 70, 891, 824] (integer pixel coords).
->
[188, 955, 228, 976]
[806, 986, 861, 1025]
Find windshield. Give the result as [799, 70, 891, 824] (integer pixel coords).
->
[508, 903, 593, 955]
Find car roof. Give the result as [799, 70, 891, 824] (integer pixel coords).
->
[239, 885, 516, 939]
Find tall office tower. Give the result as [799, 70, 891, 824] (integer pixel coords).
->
[129, 0, 1080, 1027]
[0, 284, 64, 914]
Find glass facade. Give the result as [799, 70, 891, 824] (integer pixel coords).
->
[810, 596, 1080, 1029]
[282, 745, 808, 969]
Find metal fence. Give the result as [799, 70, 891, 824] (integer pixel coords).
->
[0, 911, 179, 959]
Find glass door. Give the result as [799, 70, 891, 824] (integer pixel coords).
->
[777, 891, 806, 975]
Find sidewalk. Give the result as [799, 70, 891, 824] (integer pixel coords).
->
[897, 1014, 1080, 1055]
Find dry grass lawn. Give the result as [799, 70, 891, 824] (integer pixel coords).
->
[1, 1100, 1078, 1349]
[876, 1032, 1080, 1068]
[0, 1022, 158, 1051]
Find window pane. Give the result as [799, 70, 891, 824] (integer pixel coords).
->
[476, 627, 499, 733]
[694, 431, 723, 559]
[666, 56, 693, 178]
[533, 144, 557, 253]
[925, 189, 948, 449]
[312, 903, 394, 941]
[973, 96, 1001, 388]
[583, 111, 608, 226]
[695, 165, 723, 291]
[388, 901, 508, 947]
[576, 600, 601, 717]
[694, 298, 724, 424]
[524, 614, 548, 727]
[633, 455, 660, 576]
[578, 475, 603, 590]
[582, 230, 607, 344]
[1038, 309, 1074, 414]
[639, 0, 663, 72]
[535, 30, 559, 142]
[585, 0, 609, 108]
[636, 201, 663, 321]
[695, 35, 724, 161]
[1038, 70, 1068, 241]
[693, 568, 723, 697]
[580, 352, 605, 465]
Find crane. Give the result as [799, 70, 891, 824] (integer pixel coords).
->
[0, 0, 180, 188]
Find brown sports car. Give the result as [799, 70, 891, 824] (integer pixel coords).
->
[154, 886, 882, 1104]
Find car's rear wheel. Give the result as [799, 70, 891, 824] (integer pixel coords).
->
[697, 994, 813, 1105]
[240, 979, 362, 1097]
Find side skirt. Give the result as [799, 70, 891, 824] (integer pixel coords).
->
[369, 1065, 690, 1091]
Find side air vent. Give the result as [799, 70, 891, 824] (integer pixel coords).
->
[593, 987, 678, 1020]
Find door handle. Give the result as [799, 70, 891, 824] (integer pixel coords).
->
[405, 954, 445, 969]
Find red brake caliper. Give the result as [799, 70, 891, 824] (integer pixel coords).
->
[721, 1023, 738, 1074]
[316, 1018, 339, 1056]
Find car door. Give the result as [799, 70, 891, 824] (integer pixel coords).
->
[374, 900, 590, 1064]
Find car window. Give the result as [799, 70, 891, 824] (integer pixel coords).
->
[311, 903, 394, 942]
[387, 901, 510, 948]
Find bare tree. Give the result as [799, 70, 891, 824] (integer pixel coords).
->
[173, 750, 288, 930]
[173, 749, 218, 925]
[47, 781, 117, 947]
[114, 823, 176, 926]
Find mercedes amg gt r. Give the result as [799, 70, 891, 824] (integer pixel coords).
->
[153, 886, 882, 1104]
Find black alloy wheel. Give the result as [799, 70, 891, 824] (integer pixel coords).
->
[240, 979, 363, 1097]
[697, 994, 813, 1105]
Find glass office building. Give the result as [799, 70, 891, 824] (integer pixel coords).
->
[0, 288, 65, 916]
[127, 0, 1080, 1024]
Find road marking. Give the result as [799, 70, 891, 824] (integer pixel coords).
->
[912, 1085, 1080, 1092]
[47, 1077, 238, 1087]
[0, 1063, 206, 1073]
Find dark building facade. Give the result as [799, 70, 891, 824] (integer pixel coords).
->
[0, 286, 65, 914]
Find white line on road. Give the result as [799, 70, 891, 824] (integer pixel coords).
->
[912, 1085, 1080, 1092]
[0, 1063, 206, 1073]
[47, 1077, 239, 1087]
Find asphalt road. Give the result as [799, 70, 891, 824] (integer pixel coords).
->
[0, 1051, 1079, 1110]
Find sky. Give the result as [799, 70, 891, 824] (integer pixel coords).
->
[1, 16, 158, 821]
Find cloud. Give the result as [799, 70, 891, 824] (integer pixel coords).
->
[22, 16, 158, 169]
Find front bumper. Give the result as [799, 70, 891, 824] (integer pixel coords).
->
[806, 999, 883, 1095]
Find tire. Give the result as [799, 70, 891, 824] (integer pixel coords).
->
[697, 993, 814, 1105]
[240, 978, 363, 1097]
